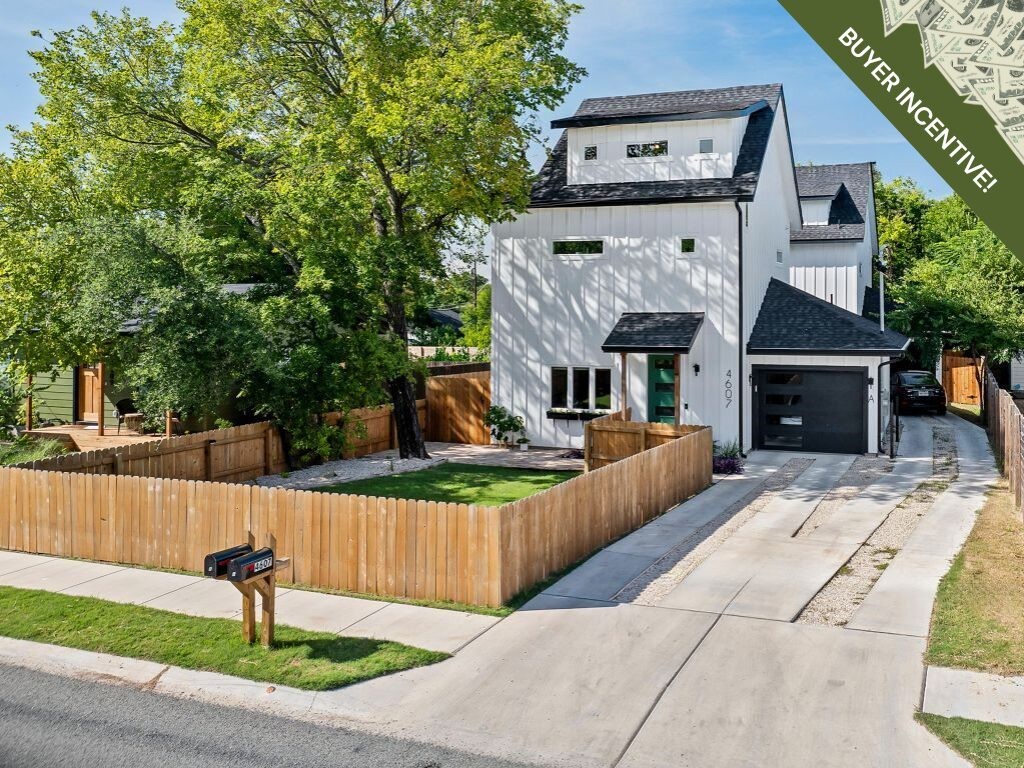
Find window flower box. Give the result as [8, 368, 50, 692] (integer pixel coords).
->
[546, 409, 610, 422]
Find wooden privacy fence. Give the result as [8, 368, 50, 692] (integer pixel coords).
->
[943, 351, 984, 405]
[425, 371, 490, 445]
[324, 401, 427, 459]
[0, 424, 713, 607]
[985, 370, 1024, 517]
[14, 422, 287, 483]
[585, 415, 704, 471]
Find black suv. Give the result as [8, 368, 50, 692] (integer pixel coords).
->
[893, 370, 947, 415]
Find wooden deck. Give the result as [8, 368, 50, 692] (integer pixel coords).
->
[25, 425, 162, 452]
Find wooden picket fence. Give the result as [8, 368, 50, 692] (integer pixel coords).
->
[13, 422, 288, 483]
[0, 423, 713, 607]
[324, 401, 428, 459]
[584, 415, 704, 471]
[943, 351, 984, 405]
[985, 370, 1024, 517]
[425, 371, 490, 445]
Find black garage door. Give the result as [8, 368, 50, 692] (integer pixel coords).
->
[754, 367, 867, 454]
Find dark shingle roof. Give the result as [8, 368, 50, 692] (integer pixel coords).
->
[531, 84, 783, 208]
[748, 279, 909, 356]
[602, 313, 705, 354]
[551, 84, 776, 128]
[791, 163, 873, 243]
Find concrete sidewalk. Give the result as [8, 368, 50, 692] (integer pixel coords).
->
[0, 552, 499, 654]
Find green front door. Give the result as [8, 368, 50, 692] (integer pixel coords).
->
[647, 355, 677, 424]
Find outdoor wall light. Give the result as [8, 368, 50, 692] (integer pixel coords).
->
[693, 364, 700, 376]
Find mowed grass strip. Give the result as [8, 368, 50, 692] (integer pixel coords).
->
[926, 480, 1024, 675]
[0, 586, 447, 690]
[320, 462, 579, 506]
[918, 714, 1024, 768]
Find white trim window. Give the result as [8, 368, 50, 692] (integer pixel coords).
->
[698, 137, 715, 154]
[550, 366, 613, 411]
[583, 145, 598, 161]
[626, 140, 669, 159]
[679, 237, 699, 258]
[552, 239, 605, 259]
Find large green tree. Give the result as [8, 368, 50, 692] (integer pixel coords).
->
[1, 0, 582, 458]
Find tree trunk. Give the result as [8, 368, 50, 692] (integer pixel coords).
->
[389, 373, 428, 459]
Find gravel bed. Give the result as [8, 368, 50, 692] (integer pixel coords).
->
[797, 426, 958, 627]
[614, 459, 814, 605]
[254, 455, 446, 491]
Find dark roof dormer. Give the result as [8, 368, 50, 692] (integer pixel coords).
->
[791, 163, 874, 243]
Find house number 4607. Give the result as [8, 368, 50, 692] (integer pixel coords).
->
[724, 370, 734, 408]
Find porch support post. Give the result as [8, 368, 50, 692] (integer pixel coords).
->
[673, 354, 681, 427]
[24, 372, 33, 432]
[619, 353, 628, 420]
[96, 361, 105, 436]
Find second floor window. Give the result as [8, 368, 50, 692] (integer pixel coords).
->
[626, 140, 668, 158]
[698, 138, 715, 154]
[584, 145, 598, 161]
[553, 240, 604, 256]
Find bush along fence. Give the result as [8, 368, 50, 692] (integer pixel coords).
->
[0, 425, 713, 607]
[984, 369, 1024, 517]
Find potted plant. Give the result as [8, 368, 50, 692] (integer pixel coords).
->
[484, 405, 526, 447]
[516, 436, 531, 452]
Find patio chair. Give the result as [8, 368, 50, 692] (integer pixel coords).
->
[113, 399, 145, 434]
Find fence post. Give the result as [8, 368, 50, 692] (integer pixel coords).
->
[204, 440, 215, 482]
[263, 426, 273, 475]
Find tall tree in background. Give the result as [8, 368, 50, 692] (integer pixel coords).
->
[2, 0, 582, 458]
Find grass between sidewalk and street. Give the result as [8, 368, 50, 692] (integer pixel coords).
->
[319, 462, 579, 506]
[0, 586, 448, 690]
[919, 480, 1024, 765]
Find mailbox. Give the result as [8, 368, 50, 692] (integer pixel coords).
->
[227, 547, 275, 583]
[204, 544, 253, 579]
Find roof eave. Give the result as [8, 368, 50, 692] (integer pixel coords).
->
[746, 346, 909, 356]
[551, 100, 768, 129]
[529, 193, 753, 209]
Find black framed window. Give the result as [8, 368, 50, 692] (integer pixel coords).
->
[626, 140, 669, 158]
[551, 367, 568, 408]
[572, 368, 591, 409]
[584, 145, 598, 161]
[698, 138, 714, 154]
[680, 238, 696, 254]
[553, 240, 603, 256]
[594, 369, 612, 409]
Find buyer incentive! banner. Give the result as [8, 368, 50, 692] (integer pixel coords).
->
[778, 0, 1024, 259]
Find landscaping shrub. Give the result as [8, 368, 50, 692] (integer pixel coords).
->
[713, 440, 744, 475]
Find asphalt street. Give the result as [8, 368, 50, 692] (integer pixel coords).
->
[0, 664, 535, 768]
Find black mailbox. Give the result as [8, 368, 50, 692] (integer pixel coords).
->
[227, 547, 274, 583]
[204, 544, 253, 579]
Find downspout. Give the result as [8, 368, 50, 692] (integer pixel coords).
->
[735, 201, 745, 456]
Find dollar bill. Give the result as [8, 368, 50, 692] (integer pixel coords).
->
[881, 0, 929, 34]
[924, 0, 1005, 38]
[918, 0, 949, 26]
[996, 64, 1024, 95]
[1001, 123, 1024, 161]
[937, 0, 982, 16]
[942, 34, 989, 56]
[935, 54, 992, 96]
[988, 0, 1024, 49]
[971, 36, 1024, 67]
[969, 75, 1024, 124]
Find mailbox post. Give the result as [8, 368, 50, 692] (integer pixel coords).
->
[203, 532, 287, 648]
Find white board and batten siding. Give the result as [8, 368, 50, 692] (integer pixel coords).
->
[566, 117, 747, 185]
[1011, 357, 1024, 392]
[491, 201, 741, 448]
[788, 240, 865, 315]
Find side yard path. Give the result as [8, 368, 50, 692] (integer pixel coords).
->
[0, 551, 499, 655]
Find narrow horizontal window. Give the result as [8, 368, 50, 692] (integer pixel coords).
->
[551, 367, 568, 409]
[626, 140, 669, 158]
[553, 240, 603, 256]
[698, 138, 714, 154]
[583, 145, 598, 161]
[680, 238, 696, 254]
[767, 372, 802, 386]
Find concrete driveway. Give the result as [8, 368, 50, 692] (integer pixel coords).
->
[283, 416, 995, 766]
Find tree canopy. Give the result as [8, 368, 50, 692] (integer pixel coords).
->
[0, 0, 582, 461]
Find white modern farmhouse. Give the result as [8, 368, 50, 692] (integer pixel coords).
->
[490, 83, 910, 455]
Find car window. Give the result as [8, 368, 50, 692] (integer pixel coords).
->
[899, 372, 939, 386]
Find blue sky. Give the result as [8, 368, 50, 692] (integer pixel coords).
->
[0, 0, 951, 197]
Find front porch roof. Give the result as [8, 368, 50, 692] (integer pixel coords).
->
[601, 312, 705, 354]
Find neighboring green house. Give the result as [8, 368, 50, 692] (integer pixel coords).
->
[31, 366, 131, 427]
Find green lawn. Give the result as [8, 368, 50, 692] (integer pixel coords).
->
[947, 403, 983, 426]
[926, 481, 1024, 675]
[0, 438, 65, 466]
[919, 714, 1024, 768]
[320, 462, 579, 506]
[0, 586, 447, 690]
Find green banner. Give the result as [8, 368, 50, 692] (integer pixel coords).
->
[777, 0, 1024, 258]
